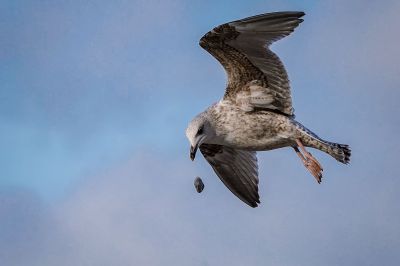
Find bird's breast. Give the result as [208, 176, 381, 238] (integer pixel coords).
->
[214, 108, 295, 151]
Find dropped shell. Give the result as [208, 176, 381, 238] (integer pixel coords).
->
[194, 177, 204, 193]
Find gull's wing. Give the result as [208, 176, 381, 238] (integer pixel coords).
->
[200, 11, 304, 116]
[199, 144, 260, 208]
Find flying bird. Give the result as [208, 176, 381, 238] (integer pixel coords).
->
[185, 11, 351, 208]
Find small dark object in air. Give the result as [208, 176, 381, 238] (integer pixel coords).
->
[194, 177, 204, 193]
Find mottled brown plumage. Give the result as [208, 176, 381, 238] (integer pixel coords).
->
[200, 11, 303, 116]
[186, 12, 351, 208]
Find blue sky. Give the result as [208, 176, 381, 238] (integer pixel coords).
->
[1, 0, 400, 265]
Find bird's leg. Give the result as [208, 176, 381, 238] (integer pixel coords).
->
[294, 139, 323, 184]
[295, 139, 323, 169]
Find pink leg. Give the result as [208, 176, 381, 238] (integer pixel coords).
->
[294, 139, 323, 184]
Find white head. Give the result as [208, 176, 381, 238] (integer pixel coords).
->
[185, 112, 214, 161]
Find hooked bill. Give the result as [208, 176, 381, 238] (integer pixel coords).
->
[194, 177, 204, 193]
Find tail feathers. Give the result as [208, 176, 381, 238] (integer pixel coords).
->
[325, 142, 351, 164]
[291, 120, 351, 164]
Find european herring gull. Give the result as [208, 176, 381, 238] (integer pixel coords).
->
[185, 11, 351, 208]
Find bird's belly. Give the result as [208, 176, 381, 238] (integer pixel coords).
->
[214, 107, 296, 151]
[231, 136, 293, 151]
[224, 129, 294, 151]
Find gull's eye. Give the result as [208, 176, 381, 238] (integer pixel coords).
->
[197, 126, 204, 136]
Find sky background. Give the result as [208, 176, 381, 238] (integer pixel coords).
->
[1, 0, 400, 265]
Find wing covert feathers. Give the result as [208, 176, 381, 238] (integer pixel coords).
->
[200, 11, 305, 117]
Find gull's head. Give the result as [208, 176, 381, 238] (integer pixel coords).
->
[186, 113, 212, 161]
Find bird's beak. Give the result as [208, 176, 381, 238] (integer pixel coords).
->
[190, 144, 198, 161]
[190, 136, 205, 161]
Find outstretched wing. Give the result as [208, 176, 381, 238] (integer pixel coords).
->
[200, 11, 304, 116]
[199, 144, 260, 208]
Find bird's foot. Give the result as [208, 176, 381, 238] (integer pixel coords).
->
[294, 139, 324, 184]
[303, 151, 323, 183]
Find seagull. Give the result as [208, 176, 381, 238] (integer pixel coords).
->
[185, 11, 351, 208]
